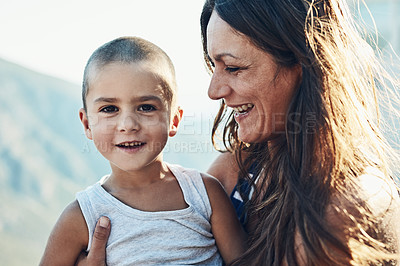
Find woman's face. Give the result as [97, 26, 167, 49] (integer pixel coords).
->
[206, 11, 301, 143]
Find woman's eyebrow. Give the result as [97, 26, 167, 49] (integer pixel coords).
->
[214, 52, 239, 61]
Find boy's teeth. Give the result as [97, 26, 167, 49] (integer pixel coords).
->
[120, 142, 142, 147]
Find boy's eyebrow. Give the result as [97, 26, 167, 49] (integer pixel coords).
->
[93, 95, 164, 104]
[138, 95, 164, 103]
[93, 97, 118, 103]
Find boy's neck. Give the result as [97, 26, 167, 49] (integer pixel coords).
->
[105, 159, 170, 190]
[100, 159, 188, 213]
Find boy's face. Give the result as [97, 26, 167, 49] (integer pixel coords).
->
[79, 62, 182, 173]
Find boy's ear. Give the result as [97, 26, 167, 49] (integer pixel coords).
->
[169, 106, 183, 137]
[79, 108, 93, 140]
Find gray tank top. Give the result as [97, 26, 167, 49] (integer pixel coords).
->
[76, 163, 223, 265]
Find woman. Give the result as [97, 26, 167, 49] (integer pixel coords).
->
[202, 0, 400, 264]
[78, 0, 400, 265]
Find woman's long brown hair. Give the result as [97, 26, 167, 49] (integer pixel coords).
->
[201, 0, 400, 265]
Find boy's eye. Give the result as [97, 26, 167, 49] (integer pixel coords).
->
[100, 105, 118, 113]
[138, 104, 156, 112]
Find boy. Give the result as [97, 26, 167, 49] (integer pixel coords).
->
[40, 37, 246, 265]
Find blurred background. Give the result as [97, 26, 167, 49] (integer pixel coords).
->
[0, 0, 399, 265]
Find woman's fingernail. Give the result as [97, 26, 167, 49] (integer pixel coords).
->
[99, 216, 109, 228]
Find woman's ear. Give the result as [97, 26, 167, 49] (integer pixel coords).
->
[79, 108, 93, 140]
[169, 106, 183, 137]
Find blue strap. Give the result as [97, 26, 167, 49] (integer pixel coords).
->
[229, 162, 257, 227]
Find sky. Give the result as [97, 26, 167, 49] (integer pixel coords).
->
[1, 0, 399, 115]
[0, 0, 218, 116]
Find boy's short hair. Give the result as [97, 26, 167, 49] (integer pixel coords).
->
[82, 36, 177, 111]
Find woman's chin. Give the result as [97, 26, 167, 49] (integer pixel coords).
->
[238, 129, 280, 145]
[238, 130, 262, 144]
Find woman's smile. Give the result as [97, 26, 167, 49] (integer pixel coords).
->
[231, 104, 254, 122]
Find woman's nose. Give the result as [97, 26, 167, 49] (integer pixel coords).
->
[117, 113, 139, 132]
[208, 72, 231, 100]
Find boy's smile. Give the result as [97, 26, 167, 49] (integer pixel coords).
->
[80, 62, 182, 175]
[115, 140, 146, 154]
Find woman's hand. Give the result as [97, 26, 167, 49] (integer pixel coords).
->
[75, 217, 111, 266]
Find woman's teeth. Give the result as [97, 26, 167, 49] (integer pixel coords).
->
[232, 104, 254, 113]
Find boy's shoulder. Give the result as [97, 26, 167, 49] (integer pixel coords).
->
[166, 162, 222, 189]
[57, 200, 89, 245]
[200, 172, 224, 191]
[39, 200, 88, 265]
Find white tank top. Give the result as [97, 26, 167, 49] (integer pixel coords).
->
[76, 163, 223, 265]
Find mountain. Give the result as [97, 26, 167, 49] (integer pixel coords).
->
[0, 57, 106, 265]
[0, 58, 219, 265]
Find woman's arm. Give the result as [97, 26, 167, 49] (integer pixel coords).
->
[40, 200, 89, 266]
[355, 171, 400, 254]
[287, 172, 400, 266]
[201, 173, 248, 264]
[74, 217, 110, 266]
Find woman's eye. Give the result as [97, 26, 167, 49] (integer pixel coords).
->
[225, 66, 240, 73]
[100, 106, 118, 113]
[139, 104, 156, 112]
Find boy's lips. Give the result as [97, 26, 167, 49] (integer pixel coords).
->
[115, 141, 146, 148]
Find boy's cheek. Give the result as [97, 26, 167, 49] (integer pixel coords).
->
[142, 116, 169, 127]
[90, 118, 117, 132]
[87, 115, 99, 127]
[93, 140, 114, 153]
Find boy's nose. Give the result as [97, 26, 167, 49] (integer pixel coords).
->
[117, 114, 139, 132]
